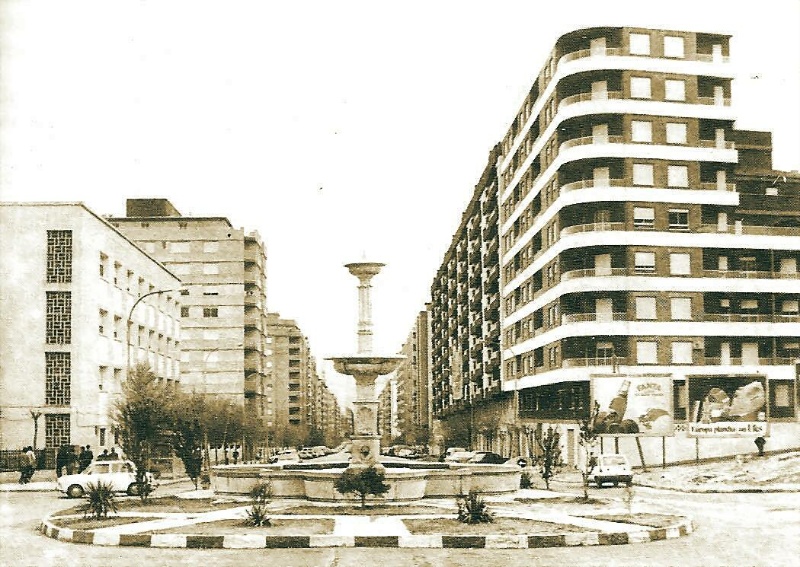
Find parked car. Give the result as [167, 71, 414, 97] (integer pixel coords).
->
[467, 451, 508, 464]
[56, 459, 155, 498]
[269, 449, 301, 464]
[587, 454, 633, 487]
[311, 446, 328, 458]
[440, 447, 467, 462]
[444, 450, 476, 463]
[298, 447, 315, 460]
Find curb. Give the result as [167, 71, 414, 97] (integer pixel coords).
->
[38, 516, 694, 549]
[634, 479, 800, 493]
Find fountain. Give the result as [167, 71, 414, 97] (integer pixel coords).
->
[210, 261, 520, 501]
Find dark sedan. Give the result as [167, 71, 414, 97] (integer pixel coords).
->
[467, 451, 508, 464]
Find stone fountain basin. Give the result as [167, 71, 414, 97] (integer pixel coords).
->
[211, 460, 521, 501]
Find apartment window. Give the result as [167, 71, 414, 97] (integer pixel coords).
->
[171, 264, 191, 275]
[670, 253, 691, 275]
[46, 230, 73, 283]
[632, 163, 654, 186]
[203, 263, 219, 275]
[169, 242, 191, 253]
[203, 241, 219, 253]
[635, 296, 657, 319]
[781, 300, 799, 314]
[665, 79, 686, 101]
[741, 299, 758, 310]
[720, 298, 731, 309]
[180, 289, 189, 296]
[636, 341, 658, 364]
[46, 292, 72, 344]
[671, 297, 692, 320]
[665, 122, 688, 144]
[99, 253, 107, 277]
[739, 256, 757, 272]
[671, 341, 693, 364]
[180, 306, 190, 318]
[667, 165, 689, 187]
[45, 352, 71, 405]
[629, 33, 651, 55]
[718, 256, 729, 271]
[633, 207, 655, 229]
[663, 36, 685, 58]
[668, 209, 689, 230]
[631, 120, 653, 142]
[202, 307, 219, 318]
[634, 251, 656, 273]
[630, 77, 652, 99]
[45, 414, 70, 449]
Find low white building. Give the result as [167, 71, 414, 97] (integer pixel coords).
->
[0, 202, 182, 451]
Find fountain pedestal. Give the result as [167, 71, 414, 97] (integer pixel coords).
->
[328, 261, 403, 469]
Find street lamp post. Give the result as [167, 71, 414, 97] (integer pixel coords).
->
[126, 288, 178, 380]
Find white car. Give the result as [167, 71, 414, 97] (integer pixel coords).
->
[269, 449, 301, 464]
[56, 460, 155, 498]
[587, 454, 634, 487]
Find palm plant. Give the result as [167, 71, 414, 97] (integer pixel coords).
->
[81, 480, 118, 520]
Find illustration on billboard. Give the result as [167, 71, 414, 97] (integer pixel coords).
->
[591, 376, 673, 436]
[687, 376, 767, 437]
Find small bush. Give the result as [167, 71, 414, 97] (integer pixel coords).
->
[81, 481, 118, 520]
[520, 470, 533, 489]
[245, 503, 271, 527]
[334, 466, 390, 508]
[457, 491, 493, 524]
[244, 481, 272, 527]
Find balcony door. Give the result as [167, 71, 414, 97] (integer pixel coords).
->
[720, 342, 731, 365]
[591, 80, 608, 100]
[594, 253, 612, 276]
[742, 343, 759, 366]
[593, 167, 610, 187]
[590, 37, 606, 56]
[592, 123, 609, 144]
[596, 298, 613, 322]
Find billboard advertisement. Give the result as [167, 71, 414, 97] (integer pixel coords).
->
[686, 376, 767, 438]
[591, 375, 673, 436]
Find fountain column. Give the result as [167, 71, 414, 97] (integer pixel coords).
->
[328, 262, 403, 468]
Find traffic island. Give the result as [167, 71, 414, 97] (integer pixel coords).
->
[39, 495, 695, 549]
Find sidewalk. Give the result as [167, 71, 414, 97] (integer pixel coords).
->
[0, 469, 187, 493]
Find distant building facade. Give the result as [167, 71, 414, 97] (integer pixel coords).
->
[395, 309, 431, 445]
[0, 203, 181, 451]
[109, 199, 270, 424]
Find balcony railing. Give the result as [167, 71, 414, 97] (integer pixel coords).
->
[561, 312, 628, 323]
[562, 356, 629, 368]
[557, 47, 624, 66]
[560, 178, 627, 193]
[559, 91, 623, 109]
[698, 182, 737, 191]
[702, 269, 800, 279]
[696, 96, 731, 106]
[557, 47, 729, 67]
[560, 222, 625, 236]
[559, 135, 624, 151]
[702, 313, 800, 323]
[703, 357, 795, 366]
[697, 139, 736, 149]
[697, 224, 800, 237]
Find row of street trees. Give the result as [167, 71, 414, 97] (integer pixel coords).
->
[115, 363, 274, 492]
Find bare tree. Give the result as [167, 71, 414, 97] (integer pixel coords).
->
[577, 401, 602, 501]
[533, 426, 563, 490]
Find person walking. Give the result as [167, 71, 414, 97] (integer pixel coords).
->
[19, 447, 35, 484]
[232, 446, 240, 465]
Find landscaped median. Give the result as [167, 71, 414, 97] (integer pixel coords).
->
[39, 494, 695, 549]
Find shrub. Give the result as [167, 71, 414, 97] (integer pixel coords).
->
[244, 481, 272, 527]
[520, 470, 533, 489]
[81, 481, 118, 520]
[457, 491, 493, 524]
[333, 466, 390, 508]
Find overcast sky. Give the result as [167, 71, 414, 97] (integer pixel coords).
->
[2, 0, 799, 405]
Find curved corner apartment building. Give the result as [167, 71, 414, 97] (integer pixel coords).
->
[495, 27, 799, 466]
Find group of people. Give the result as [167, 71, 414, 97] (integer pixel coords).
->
[17, 446, 36, 484]
[55, 444, 123, 477]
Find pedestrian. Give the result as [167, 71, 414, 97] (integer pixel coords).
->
[754, 436, 766, 457]
[224, 445, 230, 465]
[78, 446, 89, 471]
[84, 444, 94, 466]
[109, 446, 119, 460]
[97, 448, 110, 461]
[232, 445, 240, 465]
[25, 446, 36, 482]
[55, 445, 68, 477]
[18, 447, 32, 484]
